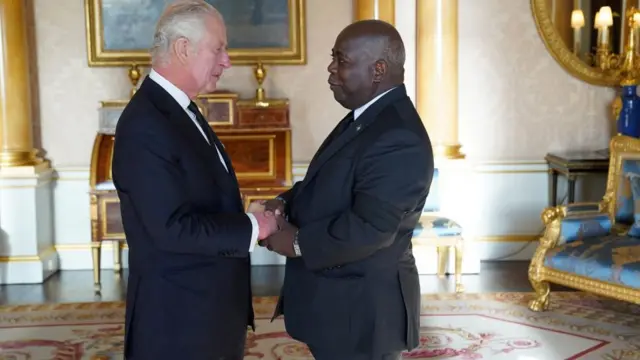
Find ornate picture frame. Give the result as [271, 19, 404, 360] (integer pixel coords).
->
[85, 0, 306, 66]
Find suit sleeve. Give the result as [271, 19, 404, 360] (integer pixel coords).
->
[277, 182, 300, 216]
[296, 130, 433, 270]
[112, 130, 253, 257]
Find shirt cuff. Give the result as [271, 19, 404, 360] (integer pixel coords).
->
[246, 213, 259, 252]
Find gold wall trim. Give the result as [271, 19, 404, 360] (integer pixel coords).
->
[0, 246, 56, 262]
[476, 161, 547, 166]
[474, 169, 547, 174]
[50, 234, 539, 254]
[476, 235, 540, 242]
[56, 243, 127, 251]
[51, 162, 552, 181]
[353, 0, 395, 25]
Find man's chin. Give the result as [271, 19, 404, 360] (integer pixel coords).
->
[331, 91, 348, 107]
[203, 80, 219, 94]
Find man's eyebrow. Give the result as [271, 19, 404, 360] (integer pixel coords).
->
[333, 49, 347, 57]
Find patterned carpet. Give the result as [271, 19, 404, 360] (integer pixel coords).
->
[0, 292, 639, 359]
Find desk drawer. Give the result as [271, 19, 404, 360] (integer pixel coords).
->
[92, 192, 125, 241]
[238, 107, 288, 127]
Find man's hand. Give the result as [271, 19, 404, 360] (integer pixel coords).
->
[263, 198, 285, 216]
[262, 216, 299, 257]
[247, 200, 266, 213]
[252, 211, 279, 240]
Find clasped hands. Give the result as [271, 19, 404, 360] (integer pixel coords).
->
[248, 199, 299, 257]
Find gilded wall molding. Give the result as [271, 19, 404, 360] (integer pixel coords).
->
[530, 0, 620, 87]
[353, 0, 395, 25]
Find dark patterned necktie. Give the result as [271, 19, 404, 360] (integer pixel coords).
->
[187, 101, 213, 145]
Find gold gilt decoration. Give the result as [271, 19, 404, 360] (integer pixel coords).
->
[84, 0, 307, 66]
[528, 135, 640, 312]
[254, 62, 268, 106]
[128, 63, 141, 98]
[0, 1, 45, 168]
[239, 62, 288, 108]
[530, 0, 622, 86]
[352, 0, 395, 25]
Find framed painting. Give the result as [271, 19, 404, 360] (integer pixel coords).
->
[85, 0, 306, 66]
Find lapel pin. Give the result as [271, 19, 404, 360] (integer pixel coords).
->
[356, 124, 362, 131]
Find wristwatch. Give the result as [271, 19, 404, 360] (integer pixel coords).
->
[276, 196, 288, 220]
[293, 230, 301, 256]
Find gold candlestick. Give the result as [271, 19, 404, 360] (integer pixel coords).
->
[128, 63, 141, 98]
[620, 8, 640, 85]
[253, 61, 270, 107]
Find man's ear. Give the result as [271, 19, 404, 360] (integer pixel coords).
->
[373, 60, 387, 83]
[173, 37, 190, 64]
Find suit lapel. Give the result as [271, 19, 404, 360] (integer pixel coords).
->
[209, 130, 242, 191]
[297, 85, 409, 195]
[309, 111, 353, 164]
[141, 77, 241, 203]
[190, 104, 240, 188]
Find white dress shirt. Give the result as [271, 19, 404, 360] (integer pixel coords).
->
[353, 87, 395, 121]
[148, 70, 259, 252]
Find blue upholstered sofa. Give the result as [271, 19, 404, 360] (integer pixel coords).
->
[528, 135, 640, 311]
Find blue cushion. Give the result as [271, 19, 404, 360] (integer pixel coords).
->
[615, 160, 640, 224]
[544, 235, 640, 288]
[413, 216, 462, 237]
[559, 211, 611, 244]
[628, 173, 640, 237]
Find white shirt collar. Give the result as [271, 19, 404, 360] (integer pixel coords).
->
[148, 69, 191, 110]
[353, 87, 396, 120]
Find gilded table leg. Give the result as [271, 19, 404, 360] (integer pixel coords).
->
[113, 241, 122, 273]
[528, 279, 550, 311]
[528, 253, 551, 311]
[91, 242, 102, 294]
[90, 194, 101, 294]
[437, 245, 447, 278]
[454, 241, 464, 293]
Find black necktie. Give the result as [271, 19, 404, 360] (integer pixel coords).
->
[187, 101, 213, 145]
[336, 111, 355, 136]
[314, 111, 354, 158]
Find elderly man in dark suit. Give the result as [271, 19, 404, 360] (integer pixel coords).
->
[111, 1, 279, 359]
[258, 19, 434, 360]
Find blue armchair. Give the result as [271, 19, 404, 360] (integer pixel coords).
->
[528, 135, 640, 311]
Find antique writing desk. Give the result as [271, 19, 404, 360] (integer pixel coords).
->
[89, 91, 292, 293]
[545, 150, 609, 207]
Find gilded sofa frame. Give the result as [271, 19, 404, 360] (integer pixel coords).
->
[528, 135, 640, 311]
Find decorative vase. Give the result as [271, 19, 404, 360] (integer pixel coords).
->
[617, 85, 640, 137]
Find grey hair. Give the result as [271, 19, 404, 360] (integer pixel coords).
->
[150, 0, 222, 67]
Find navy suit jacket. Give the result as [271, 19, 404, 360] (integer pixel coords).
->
[273, 85, 434, 355]
[112, 76, 254, 360]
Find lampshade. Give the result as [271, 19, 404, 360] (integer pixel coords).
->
[598, 6, 614, 27]
[571, 9, 585, 28]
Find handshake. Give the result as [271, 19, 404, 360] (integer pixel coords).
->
[248, 199, 300, 257]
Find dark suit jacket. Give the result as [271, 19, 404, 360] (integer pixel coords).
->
[272, 85, 434, 356]
[112, 77, 254, 360]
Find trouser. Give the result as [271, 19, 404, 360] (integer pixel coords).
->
[309, 346, 402, 360]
